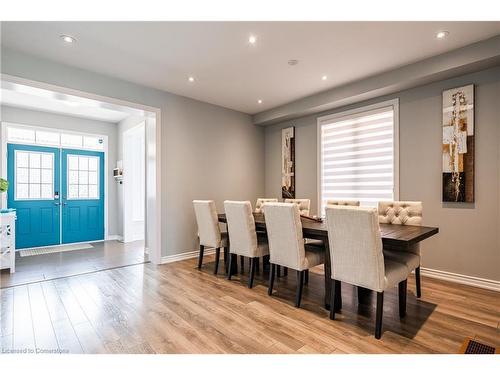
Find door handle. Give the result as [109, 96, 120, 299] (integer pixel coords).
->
[54, 202, 61, 206]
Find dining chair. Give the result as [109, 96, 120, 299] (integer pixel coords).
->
[223, 200, 269, 288]
[325, 206, 410, 339]
[264, 202, 325, 307]
[193, 200, 229, 275]
[378, 201, 423, 298]
[254, 198, 278, 213]
[326, 200, 360, 206]
[284, 199, 311, 216]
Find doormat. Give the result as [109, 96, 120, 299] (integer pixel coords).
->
[19, 243, 94, 257]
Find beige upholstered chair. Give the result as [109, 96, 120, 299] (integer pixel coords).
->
[284, 199, 311, 216]
[325, 206, 410, 339]
[326, 200, 360, 207]
[378, 201, 423, 298]
[255, 198, 278, 213]
[224, 201, 269, 288]
[193, 200, 229, 275]
[264, 202, 325, 307]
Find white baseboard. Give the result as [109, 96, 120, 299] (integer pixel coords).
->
[160, 248, 216, 264]
[420, 267, 500, 292]
[106, 235, 123, 241]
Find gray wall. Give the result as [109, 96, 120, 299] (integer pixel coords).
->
[265, 66, 500, 281]
[0, 105, 120, 237]
[1, 48, 265, 257]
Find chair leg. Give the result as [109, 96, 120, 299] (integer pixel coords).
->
[375, 292, 384, 339]
[240, 256, 245, 273]
[214, 248, 221, 275]
[334, 280, 342, 312]
[304, 270, 309, 285]
[329, 279, 336, 320]
[295, 271, 304, 308]
[398, 279, 407, 318]
[227, 253, 233, 280]
[268, 264, 276, 295]
[255, 258, 260, 274]
[248, 258, 257, 288]
[197, 245, 204, 269]
[277, 265, 281, 277]
[283, 267, 288, 277]
[415, 266, 422, 298]
[224, 248, 229, 274]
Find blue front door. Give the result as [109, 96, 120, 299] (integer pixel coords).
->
[7, 144, 61, 249]
[61, 149, 105, 244]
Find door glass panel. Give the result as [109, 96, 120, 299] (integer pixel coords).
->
[17, 168, 29, 183]
[15, 151, 54, 200]
[67, 154, 99, 200]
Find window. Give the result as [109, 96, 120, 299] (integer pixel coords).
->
[318, 100, 398, 214]
[6, 125, 105, 151]
[67, 155, 99, 199]
[15, 150, 54, 200]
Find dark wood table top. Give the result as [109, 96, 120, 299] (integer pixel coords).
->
[218, 213, 439, 250]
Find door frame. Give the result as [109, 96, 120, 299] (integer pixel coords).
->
[1, 73, 163, 265]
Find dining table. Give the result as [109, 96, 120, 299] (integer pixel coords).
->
[218, 213, 439, 311]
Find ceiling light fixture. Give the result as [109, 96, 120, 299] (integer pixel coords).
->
[257, 99, 263, 104]
[188, 76, 195, 83]
[60, 35, 76, 44]
[436, 31, 449, 39]
[248, 35, 257, 44]
[322, 75, 328, 81]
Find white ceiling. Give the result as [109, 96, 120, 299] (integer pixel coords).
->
[2, 22, 500, 114]
[1, 82, 141, 122]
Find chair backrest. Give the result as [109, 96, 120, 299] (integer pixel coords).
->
[378, 201, 422, 254]
[193, 200, 221, 248]
[378, 201, 422, 226]
[224, 200, 258, 257]
[326, 200, 360, 207]
[255, 198, 278, 213]
[325, 206, 385, 291]
[284, 199, 311, 216]
[264, 203, 306, 270]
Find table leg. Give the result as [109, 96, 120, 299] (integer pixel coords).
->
[323, 238, 332, 310]
[323, 237, 342, 311]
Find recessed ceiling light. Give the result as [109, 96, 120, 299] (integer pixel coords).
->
[248, 35, 257, 45]
[436, 31, 449, 39]
[257, 99, 263, 104]
[60, 35, 76, 44]
[188, 76, 195, 83]
[322, 75, 328, 81]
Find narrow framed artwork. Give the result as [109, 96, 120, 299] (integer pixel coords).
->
[442, 84, 475, 203]
[281, 126, 295, 199]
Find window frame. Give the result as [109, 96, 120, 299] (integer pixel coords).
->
[317, 99, 400, 215]
[66, 154, 100, 200]
[14, 149, 55, 201]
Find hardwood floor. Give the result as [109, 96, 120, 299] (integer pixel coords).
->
[0, 240, 146, 288]
[1, 253, 499, 354]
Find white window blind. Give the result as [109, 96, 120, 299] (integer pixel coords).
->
[319, 103, 397, 214]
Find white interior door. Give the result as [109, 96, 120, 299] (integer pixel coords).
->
[123, 122, 145, 243]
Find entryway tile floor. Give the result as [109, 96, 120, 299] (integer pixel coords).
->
[0, 240, 146, 288]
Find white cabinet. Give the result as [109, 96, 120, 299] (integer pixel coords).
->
[0, 212, 16, 273]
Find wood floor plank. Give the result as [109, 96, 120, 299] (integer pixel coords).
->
[28, 283, 59, 352]
[12, 285, 36, 351]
